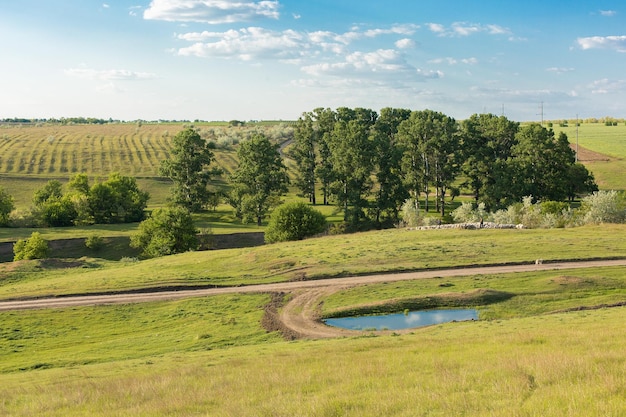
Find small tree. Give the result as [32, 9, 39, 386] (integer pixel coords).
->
[130, 206, 198, 258]
[264, 202, 326, 243]
[229, 134, 289, 225]
[13, 232, 50, 261]
[160, 128, 221, 212]
[0, 187, 14, 226]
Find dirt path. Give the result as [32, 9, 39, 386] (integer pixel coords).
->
[1, 259, 625, 338]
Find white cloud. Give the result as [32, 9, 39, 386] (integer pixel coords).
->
[102, 3, 110, 8]
[427, 22, 511, 37]
[177, 27, 305, 60]
[143, 0, 280, 24]
[546, 67, 574, 74]
[395, 38, 415, 49]
[301, 49, 415, 76]
[428, 57, 477, 65]
[427, 23, 445, 34]
[577, 35, 626, 52]
[176, 25, 423, 60]
[65, 68, 157, 81]
[588, 78, 626, 94]
[599, 10, 617, 17]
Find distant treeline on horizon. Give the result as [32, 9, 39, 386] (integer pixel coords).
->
[2, 115, 625, 126]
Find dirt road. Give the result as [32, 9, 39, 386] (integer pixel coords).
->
[1, 259, 624, 338]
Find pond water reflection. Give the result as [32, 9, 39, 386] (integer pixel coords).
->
[324, 309, 478, 331]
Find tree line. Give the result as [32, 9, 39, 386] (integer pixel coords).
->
[290, 108, 597, 229]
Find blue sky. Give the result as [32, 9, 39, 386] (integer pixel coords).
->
[1, 0, 625, 121]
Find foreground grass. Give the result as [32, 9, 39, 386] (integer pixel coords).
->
[1, 306, 624, 416]
[1, 224, 625, 300]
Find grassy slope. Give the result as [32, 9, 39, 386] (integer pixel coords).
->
[1, 294, 624, 416]
[552, 122, 626, 190]
[1, 224, 625, 299]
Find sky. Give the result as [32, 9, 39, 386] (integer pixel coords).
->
[1, 0, 626, 122]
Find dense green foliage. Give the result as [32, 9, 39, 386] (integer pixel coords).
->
[25, 174, 149, 227]
[264, 201, 327, 243]
[130, 206, 198, 258]
[291, 108, 597, 230]
[159, 128, 221, 212]
[0, 187, 14, 226]
[228, 134, 289, 225]
[13, 232, 49, 260]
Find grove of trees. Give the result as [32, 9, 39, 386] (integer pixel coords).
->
[291, 108, 598, 230]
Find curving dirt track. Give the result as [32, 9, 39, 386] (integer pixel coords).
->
[1, 259, 625, 338]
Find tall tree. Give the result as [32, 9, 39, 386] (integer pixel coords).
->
[460, 114, 519, 208]
[506, 124, 580, 203]
[312, 108, 336, 205]
[160, 128, 220, 212]
[398, 110, 455, 213]
[429, 115, 461, 216]
[229, 134, 289, 226]
[291, 112, 317, 204]
[370, 107, 411, 225]
[328, 116, 374, 226]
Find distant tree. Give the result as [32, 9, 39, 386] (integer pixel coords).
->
[67, 173, 90, 195]
[369, 107, 411, 226]
[38, 196, 77, 227]
[566, 163, 598, 201]
[160, 128, 221, 212]
[328, 113, 375, 226]
[229, 134, 289, 225]
[398, 110, 458, 213]
[32, 180, 63, 206]
[459, 114, 519, 208]
[0, 187, 14, 226]
[89, 173, 149, 224]
[291, 113, 317, 204]
[311, 108, 337, 205]
[505, 125, 577, 204]
[264, 201, 327, 243]
[13, 232, 49, 261]
[130, 206, 198, 258]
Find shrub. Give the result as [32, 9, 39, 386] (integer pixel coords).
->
[451, 202, 489, 223]
[0, 187, 15, 226]
[265, 201, 326, 243]
[85, 235, 104, 251]
[13, 232, 50, 261]
[130, 206, 198, 258]
[401, 199, 422, 227]
[579, 190, 626, 224]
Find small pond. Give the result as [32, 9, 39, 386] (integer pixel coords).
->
[324, 309, 478, 331]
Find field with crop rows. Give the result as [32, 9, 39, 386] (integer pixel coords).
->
[0, 122, 279, 178]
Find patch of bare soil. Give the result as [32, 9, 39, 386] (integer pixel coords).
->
[570, 144, 615, 162]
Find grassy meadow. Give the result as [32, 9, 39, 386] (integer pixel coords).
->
[1, 224, 625, 300]
[1, 264, 625, 415]
[552, 122, 626, 190]
[1, 120, 625, 415]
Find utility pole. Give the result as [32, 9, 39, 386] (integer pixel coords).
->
[537, 102, 544, 126]
[576, 113, 579, 162]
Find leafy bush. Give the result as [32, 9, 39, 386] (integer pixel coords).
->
[451, 202, 489, 223]
[401, 199, 422, 227]
[13, 232, 49, 261]
[579, 190, 626, 224]
[0, 187, 14, 226]
[265, 202, 327, 243]
[130, 206, 198, 258]
[85, 235, 104, 251]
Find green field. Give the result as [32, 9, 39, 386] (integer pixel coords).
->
[552, 122, 626, 190]
[1, 121, 625, 415]
[2, 224, 625, 300]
